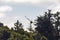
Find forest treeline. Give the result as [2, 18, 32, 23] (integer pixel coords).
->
[0, 10, 60, 40]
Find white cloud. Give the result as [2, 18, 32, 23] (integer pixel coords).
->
[0, 0, 60, 10]
[0, 13, 5, 18]
[47, 4, 60, 13]
[0, 5, 13, 12]
[52, 5, 60, 13]
[0, 0, 59, 4]
[0, 0, 40, 4]
[0, 5, 13, 18]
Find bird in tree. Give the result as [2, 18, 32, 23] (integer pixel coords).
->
[25, 16, 33, 32]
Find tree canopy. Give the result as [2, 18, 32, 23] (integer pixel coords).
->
[1, 10, 60, 40]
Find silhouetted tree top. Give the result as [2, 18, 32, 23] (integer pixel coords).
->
[14, 20, 23, 30]
[35, 10, 55, 40]
[0, 22, 4, 27]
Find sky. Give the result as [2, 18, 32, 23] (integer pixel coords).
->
[0, 0, 60, 30]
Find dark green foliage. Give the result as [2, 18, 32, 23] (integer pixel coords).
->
[0, 26, 10, 40]
[35, 10, 55, 40]
[0, 22, 3, 27]
[0, 25, 48, 40]
[2, 31, 10, 40]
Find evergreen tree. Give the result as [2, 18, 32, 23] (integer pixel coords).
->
[35, 10, 55, 40]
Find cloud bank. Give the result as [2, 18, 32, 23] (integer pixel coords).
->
[0, 6, 12, 12]
[0, 0, 59, 4]
[0, 5, 13, 18]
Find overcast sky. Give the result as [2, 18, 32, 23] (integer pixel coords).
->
[0, 0, 60, 30]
